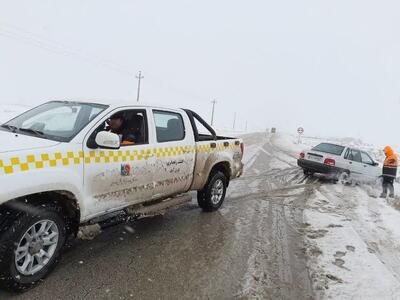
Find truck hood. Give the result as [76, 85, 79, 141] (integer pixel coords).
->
[0, 130, 60, 153]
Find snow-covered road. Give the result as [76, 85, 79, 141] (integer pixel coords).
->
[220, 132, 400, 299]
[1, 105, 400, 299]
[0, 131, 316, 300]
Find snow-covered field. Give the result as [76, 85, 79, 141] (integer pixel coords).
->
[0, 104, 28, 123]
[271, 133, 400, 299]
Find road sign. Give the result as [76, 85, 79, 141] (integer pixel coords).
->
[297, 127, 304, 144]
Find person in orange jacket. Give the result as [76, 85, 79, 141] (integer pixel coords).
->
[380, 146, 398, 198]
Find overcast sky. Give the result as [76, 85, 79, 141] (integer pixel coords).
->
[1, 0, 399, 145]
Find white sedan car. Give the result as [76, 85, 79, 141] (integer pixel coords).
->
[297, 142, 382, 183]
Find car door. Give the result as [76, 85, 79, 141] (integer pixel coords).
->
[150, 109, 196, 200]
[344, 148, 364, 179]
[83, 108, 155, 218]
[361, 151, 380, 181]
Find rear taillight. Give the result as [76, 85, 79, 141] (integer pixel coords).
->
[240, 143, 244, 156]
[299, 152, 305, 159]
[324, 158, 336, 166]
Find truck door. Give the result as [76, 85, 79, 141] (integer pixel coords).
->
[83, 108, 155, 218]
[150, 109, 196, 199]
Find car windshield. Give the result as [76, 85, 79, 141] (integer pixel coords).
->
[1, 101, 108, 142]
[312, 143, 345, 156]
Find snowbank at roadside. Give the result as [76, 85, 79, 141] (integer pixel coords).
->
[304, 185, 400, 299]
[271, 132, 400, 300]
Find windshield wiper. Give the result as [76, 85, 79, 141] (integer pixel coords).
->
[1, 124, 18, 133]
[18, 128, 44, 136]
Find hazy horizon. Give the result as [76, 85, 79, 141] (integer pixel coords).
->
[1, 0, 400, 147]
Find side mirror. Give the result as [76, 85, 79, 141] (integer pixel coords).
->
[373, 162, 379, 167]
[95, 131, 120, 149]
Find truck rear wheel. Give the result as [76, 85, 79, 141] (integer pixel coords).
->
[197, 171, 228, 212]
[0, 203, 67, 292]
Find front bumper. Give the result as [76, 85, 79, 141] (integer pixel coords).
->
[297, 158, 341, 174]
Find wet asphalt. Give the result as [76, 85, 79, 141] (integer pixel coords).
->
[1, 133, 315, 300]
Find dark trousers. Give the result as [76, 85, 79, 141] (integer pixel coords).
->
[382, 176, 395, 197]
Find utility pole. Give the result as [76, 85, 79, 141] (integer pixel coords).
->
[136, 71, 144, 102]
[233, 112, 236, 130]
[245, 120, 248, 132]
[211, 99, 217, 126]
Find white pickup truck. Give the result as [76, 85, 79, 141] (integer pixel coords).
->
[0, 101, 244, 291]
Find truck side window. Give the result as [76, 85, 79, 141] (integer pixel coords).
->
[108, 110, 148, 146]
[88, 109, 148, 148]
[153, 110, 185, 142]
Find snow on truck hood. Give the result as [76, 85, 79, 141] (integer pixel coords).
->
[0, 130, 60, 153]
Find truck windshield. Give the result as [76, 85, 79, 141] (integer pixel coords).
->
[1, 101, 108, 142]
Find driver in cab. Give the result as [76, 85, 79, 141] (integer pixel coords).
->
[107, 112, 136, 146]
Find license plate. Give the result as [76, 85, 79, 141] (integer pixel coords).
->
[307, 155, 322, 162]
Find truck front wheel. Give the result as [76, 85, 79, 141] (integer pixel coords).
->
[197, 171, 228, 212]
[0, 203, 67, 292]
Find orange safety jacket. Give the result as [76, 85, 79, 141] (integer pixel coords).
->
[121, 140, 135, 146]
[383, 146, 398, 178]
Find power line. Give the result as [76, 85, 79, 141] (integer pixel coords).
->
[0, 23, 133, 77]
[136, 71, 144, 102]
[0, 22, 218, 105]
[0, 24, 207, 102]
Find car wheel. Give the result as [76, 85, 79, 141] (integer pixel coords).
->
[303, 169, 314, 176]
[338, 171, 351, 184]
[0, 203, 67, 292]
[197, 171, 228, 212]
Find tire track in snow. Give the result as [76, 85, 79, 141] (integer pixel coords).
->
[231, 134, 314, 300]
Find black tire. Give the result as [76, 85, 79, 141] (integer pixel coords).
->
[0, 203, 67, 292]
[337, 171, 351, 184]
[303, 169, 314, 176]
[197, 171, 228, 212]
